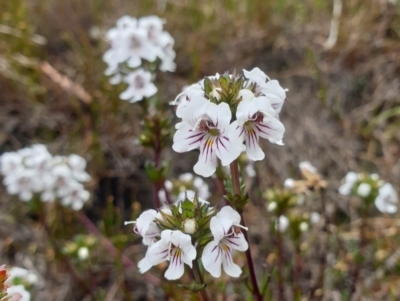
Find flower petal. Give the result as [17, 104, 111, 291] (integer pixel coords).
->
[201, 241, 223, 278]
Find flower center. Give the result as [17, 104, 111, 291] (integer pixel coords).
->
[130, 36, 142, 49]
[133, 75, 146, 89]
[252, 112, 264, 123]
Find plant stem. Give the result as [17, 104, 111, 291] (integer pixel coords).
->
[276, 222, 285, 301]
[229, 160, 263, 301]
[192, 260, 210, 301]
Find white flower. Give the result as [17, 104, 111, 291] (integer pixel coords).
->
[299, 222, 309, 232]
[145, 230, 196, 280]
[0, 152, 23, 175]
[120, 69, 157, 102]
[245, 161, 256, 178]
[276, 215, 289, 232]
[338, 172, 358, 195]
[131, 209, 160, 246]
[357, 183, 371, 198]
[3, 169, 38, 201]
[173, 102, 242, 177]
[7, 285, 30, 301]
[67, 154, 90, 182]
[60, 182, 90, 211]
[78, 247, 89, 260]
[310, 212, 321, 224]
[202, 206, 248, 278]
[6, 267, 38, 286]
[299, 161, 317, 174]
[243, 68, 286, 117]
[232, 90, 285, 161]
[267, 202, 277, 212]
[284, 178, 295, 188]
[375, 183, 398, 214]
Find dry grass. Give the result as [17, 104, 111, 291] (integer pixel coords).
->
[0, 0, 400, 300]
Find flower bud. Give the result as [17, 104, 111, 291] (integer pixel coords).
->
[182, 218, 196, 234]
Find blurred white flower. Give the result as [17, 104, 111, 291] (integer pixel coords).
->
[276, 215, 289, 232]
[78, 247, 90, 260]
[357, 183, 371, 198]
[375, 183, 398, 214]
[0, 145, 91, 210]
[245, 161, 256, 178]
[299, 221, 309, 232]
[299, 161, 317, 174]
[120, 69, 157, 102]
[267, 201, 277, 212]
[7, 284, 30, 301]
[6, 267, 38, 286]
[284, 178, 295, 189]
[338, 171, 358, 195]
[310, 212, 321, 224]
[103, 15, 176, 85]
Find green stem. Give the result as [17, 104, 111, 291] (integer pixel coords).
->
[192, 260, 210, 301]
[229, 160, 263, 301]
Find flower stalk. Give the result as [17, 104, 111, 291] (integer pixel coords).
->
[192, 260, 210, 301]
[229, 160, 263, 301]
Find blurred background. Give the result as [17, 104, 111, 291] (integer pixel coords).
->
[0, 0, 400, 300]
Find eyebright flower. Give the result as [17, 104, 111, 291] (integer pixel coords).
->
[172, 68, 286, 177]
[173, 101, 242, 177]
[232, 90, 285, 160]
[202, 206, 248, 278]
[146, 230, 196, 280]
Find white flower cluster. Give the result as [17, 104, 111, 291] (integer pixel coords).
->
[126, 193, 248, 280]
[4, 267, 38, 301]
[103, 15, 176, 102]
[0, 145, 90, 210]
[159, 172, 210, 205]
[339, 172, 398, 214]
[173, 68, 286, 177]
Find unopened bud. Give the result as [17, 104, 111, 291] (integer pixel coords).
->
[183, 218, 196, 234]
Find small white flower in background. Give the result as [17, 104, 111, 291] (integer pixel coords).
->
[6, 267, 38, 286]
[202, 206, 248, 278]
[120, 69, 157, 102]
[375, 183, 398, 214]
[146, 230, 196, 280]
[276, 215, 289, 232]
[245, 161, 256, 178]
[338, 171, 358, 195]
[103, 15, 176, 85]
[299, 221, 309, 232]
[7, 285, 30, 301]
[310, 212, 321, 224]
[267, 201, 277, 212]
[78, 247, 90, 261]
[299, 161, 317, 174]
[357, 183, 371, 198]
[0, 145, 91, 210]
[284, 178, 295, 189]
